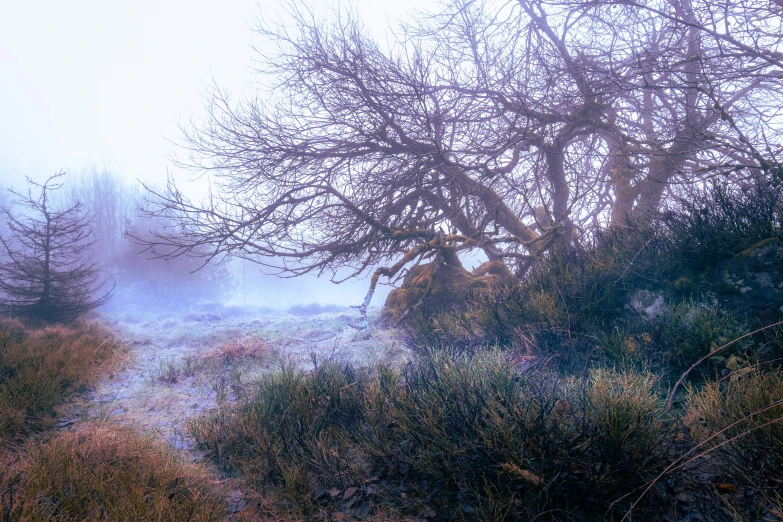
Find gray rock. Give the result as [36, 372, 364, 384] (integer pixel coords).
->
[704, 238, 783, 323]
[629, 289, 667, 320]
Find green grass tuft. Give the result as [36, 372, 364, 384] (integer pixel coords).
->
[190, 350, 674, 520]
[685, 368, 783, 486]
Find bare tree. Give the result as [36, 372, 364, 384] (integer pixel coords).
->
[142, 0, 783, 313]
[63, 165, 143, 266]
[0, 183, 8, 236]
[0, 172, 113, 323]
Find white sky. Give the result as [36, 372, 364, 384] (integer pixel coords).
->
[0, 0, 429, 189]
[0, 0, 432, 307]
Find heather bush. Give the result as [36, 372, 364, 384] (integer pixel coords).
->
[190, 350, 673, 520]
[401, 179, 782, 385]
[663, 180, 783, 273]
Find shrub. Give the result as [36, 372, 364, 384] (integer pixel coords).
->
[526, 226, 671, 331]
[0, 319, 121, 438]
[0, 427, 226, 521]
[189, 358, 372, 514]
[652, 301, 747, 373]
[523, 179, 783, 328]
[400, 222, 671, 358]
[663, 180, 783, 273]
[400, 283, 527, 350]
[191, 350, 673, 520]
[586, 368, 668, 466]
[377, 355, 671, 519]
[401, 178, 782, 364]
[684, 368, 783, 486]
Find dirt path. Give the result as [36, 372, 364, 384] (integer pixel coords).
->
[62, 308, 407, 460]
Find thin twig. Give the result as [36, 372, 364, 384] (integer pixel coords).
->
[612, 237, 654, 286]
[668, 415, 783, 475]
[622, 398, 783, 521]
[716, 356, 783, 384]
[667, 320, 783, 408]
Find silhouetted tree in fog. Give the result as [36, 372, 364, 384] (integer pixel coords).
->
[121, 212, 235, 309]
[0, 172, 112, 323]
[0, 184, 8, 236]
[48, 168, 233, 312]
[64, 166, 143, 265]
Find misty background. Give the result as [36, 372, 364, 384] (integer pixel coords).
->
[0, 0, 436, 312]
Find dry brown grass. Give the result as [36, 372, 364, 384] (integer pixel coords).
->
[0, 426, 227, 521]
[202, 337, 272, 363]
[151, 336, 273, 387]
[0, 319, 124, 438]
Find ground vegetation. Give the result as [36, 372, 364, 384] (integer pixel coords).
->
[186, 176, 783, 521]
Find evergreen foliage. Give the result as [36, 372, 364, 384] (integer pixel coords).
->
[0, 172, 112, 323]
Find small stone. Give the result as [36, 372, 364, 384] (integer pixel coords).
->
[343, 486, 358, 500]
[227, 490, 247, 513]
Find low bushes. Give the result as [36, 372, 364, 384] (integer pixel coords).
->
[376, 354, 671, 520]
[189, 350, 783, 520]
[191, 178, 780, 519]
[402, 179, 783, 386]
[188, 360, 372, 507]
[663, 180, 783, 273]
[0, 319, 121, 438]
[190, 350, 673, 520]
[685, 368, 783, 486]
[0, 427, 226, 521]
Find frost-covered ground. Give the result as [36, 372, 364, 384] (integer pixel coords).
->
[62, 306, 408, 460]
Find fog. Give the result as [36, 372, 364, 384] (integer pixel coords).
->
[0, 0, 433, 312]
[0, 164, 395, 315]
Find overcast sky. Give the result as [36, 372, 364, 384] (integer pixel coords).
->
[0, 0, 429, 189]
[0, 0, 436, 307]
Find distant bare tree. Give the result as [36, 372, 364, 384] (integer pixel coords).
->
[142, 0, 783, 312]
[0, 172, 113, 323]
[0, 183, 8, 236]
[119, 212, 235, 309]
[57, 166, 147, 273]
[64, 166, 143, 265]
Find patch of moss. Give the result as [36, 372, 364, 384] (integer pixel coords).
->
[711, 280, 741, 295]
[673, 276, 695, 294]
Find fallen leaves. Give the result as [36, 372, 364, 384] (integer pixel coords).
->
[716, 483, 739, 493]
